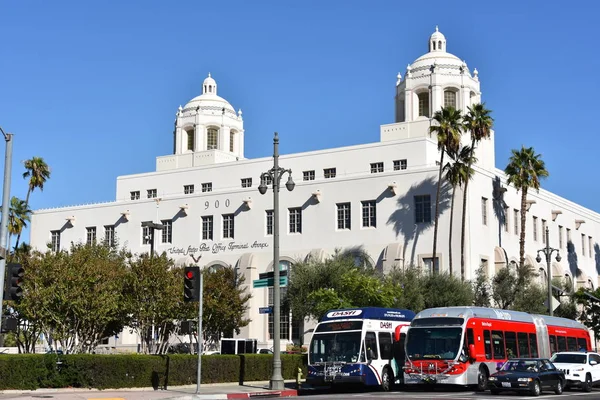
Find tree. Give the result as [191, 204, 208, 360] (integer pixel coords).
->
[472, 265, 491, 307]
[491, 263, 541, 311]
[553, 277, 578, 320]
[429, 107, 463, 274]
[15, 157, 51, 251]
[505, 146, 549, 269]
[574, 287, 600, 349]
[444, 146, 475, 275]
[491, 266, 519, 309]
[461, 104, 493, 280]
[422, 271, 474, 309]
[6, 196, 31, 245]
[387, 266, 425, 312]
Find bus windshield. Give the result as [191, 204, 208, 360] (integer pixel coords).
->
[309, 331, 362, 363]
[406, 327, 463, 360]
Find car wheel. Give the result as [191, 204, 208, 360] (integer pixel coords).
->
[476, 366, 488, 392]
[583, 373, 592, 392]
[555, 379, 563, 395]
[490, 389, 500, 395]
[531, 380, 541, 396]
[381, 367, 392, 392]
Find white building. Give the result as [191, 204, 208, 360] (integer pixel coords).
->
[30, 28, 600, 351]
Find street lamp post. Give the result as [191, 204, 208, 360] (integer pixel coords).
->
[258, 132, 295, 391]
[536, 226, 562, 317]
[0, 127, 13, 334]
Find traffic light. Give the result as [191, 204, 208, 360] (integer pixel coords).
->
[183, 266, 200, 302]
[3, 263, 24, 302]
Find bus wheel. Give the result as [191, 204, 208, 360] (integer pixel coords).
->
[476, 366, 489, 392]
[381, 367, 393, 391]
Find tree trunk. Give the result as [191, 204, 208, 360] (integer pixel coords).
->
[432, 150, 445, 274]
[460, 141, 476, 281]
[448, 186, 456, 275]
[14, 187, 32, 252]
[519, 188, 528, 270]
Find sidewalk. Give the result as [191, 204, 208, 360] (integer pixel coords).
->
[0, 380, 303, 400]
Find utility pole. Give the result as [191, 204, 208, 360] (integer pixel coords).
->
[0, 127, 13, 333]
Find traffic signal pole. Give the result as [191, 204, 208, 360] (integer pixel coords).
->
[196, 270, 203, 394]
[0, 129, 13, 332]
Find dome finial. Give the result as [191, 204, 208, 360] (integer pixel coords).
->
[435, 25, 439, 32]
[208, 72, 211, 78]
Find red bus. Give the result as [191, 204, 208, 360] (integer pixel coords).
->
[402, 306, 591, 390]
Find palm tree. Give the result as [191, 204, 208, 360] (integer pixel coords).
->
[7, 196, 31, 249]
[504, 146, 549, 269]
[429, 106, 463, 273]
[14, 157, 50, 250]
[444, 146, 476, 275]
[460, 103, 493, 280]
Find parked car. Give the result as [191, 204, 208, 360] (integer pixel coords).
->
[487, 358, 564, 396]
[550, 351, 600, 392]
[257, 348, 273, 354]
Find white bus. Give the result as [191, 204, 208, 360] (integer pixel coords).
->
[307, 307, 415, 391]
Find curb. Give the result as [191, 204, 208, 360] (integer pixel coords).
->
[166, 389, 298, 400]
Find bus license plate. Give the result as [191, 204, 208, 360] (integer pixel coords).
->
[502, 382, 511, 388]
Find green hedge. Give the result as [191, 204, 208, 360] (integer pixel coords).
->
[0, 353, 306, 390]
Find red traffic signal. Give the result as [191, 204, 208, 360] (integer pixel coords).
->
[183, 266, 200, 302]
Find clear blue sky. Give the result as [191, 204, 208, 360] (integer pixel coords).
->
[1, 1, 598, 244]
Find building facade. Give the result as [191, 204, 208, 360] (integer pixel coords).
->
[30, 28, 600, 351]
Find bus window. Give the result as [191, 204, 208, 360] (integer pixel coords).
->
[505, 332, 518, 359]
[529, 334, 538, 357]
[518, 332, 530, 357]
[577, 337, 588, 351]
[557, 336, 567, 352]
[379, 332, 392, 360]
[549, 335, 557, 355]
[467, 328, 475, 347]
[567, 337, 578, 351]
[491, 331, 505, 360]
[484, 330, 492, 360]
[365, 332, 379, 359]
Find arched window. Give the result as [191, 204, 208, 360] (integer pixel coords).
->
[432, 42, 436, 50]
[417, 92, 429, 117]
[230, 131, 235, 152]
[444, 90, 457, 108]
[438, 41, 442, 50]
[186, 128, 194, 151]
[207, 128, 218, 150]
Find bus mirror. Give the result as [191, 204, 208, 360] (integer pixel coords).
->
[468, 344, 476, 360]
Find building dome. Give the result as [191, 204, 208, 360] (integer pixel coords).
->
[182, 73, 237, 116]
[406, 27, 469, 77]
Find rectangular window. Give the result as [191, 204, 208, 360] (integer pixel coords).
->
[567, 228, 571, 244]
[241, 178, 252, 188]
[505, 331, 518, 359]
[370, 162, 384, 173]
[481, 197, 488, 226]
[104, 225, 116, 247]
[51, 230, 61, 252]
[86, 226, 96, 245]
[533, 216, 538, 241]
[559, 226, 563, 249]
[549, 335, 557, 355]
[514, 209, 519, 235]
[557, 336, 567, 352]
[582, 234, 586, 256]
[161, 220, 172, 244]
[365, 332, 379, 359]
[393, 159, 407, 171]
[518, 332, 530, 357]
[187, 128, 194, 150]
[130, 191, 140, 200]
[202, 216, 213, 240]
[491, 330, 505, 360]
[337, 202, 351, 230]
[423, 257, 439, 274]
[567, 337, 578, 351]
[415, 195, 432, 223]
[484, 330, 492, 360]
[289, 208, 302, 233]
[590, 236, 593, 258]
[503, 206, 509, 232]
[361, 200, 376, 228]
[184, 184, 194, 194]
[324, 168, 336, 179]
[444, 90, 456, 108]
[541, 219, 547, 244]
[207, 128, 218, 150]
[303, 170, 315, 181]
[230, 131, 235, 152]
[222, 214, 234, 239]
[268, 287, 289, 340]
[147, 189, 157, 199]
[142, 221, 151, 245]
[266, 210, 274, 236]
[378, 332, 393, 360]
[578, 337, 588, 351]
[418, 93, 429, 117]
[529, 333, 538, 357]
[202, 182, 212, 193]
[262, 174, 273, 186]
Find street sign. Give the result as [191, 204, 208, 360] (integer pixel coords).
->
[259, 306, 273, 314]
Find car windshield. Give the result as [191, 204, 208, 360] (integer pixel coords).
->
[551, 354, 586, 364]
[500, 360, 539, 372]
[309, 331, 362, 363]
[406, 327, 463, 360]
